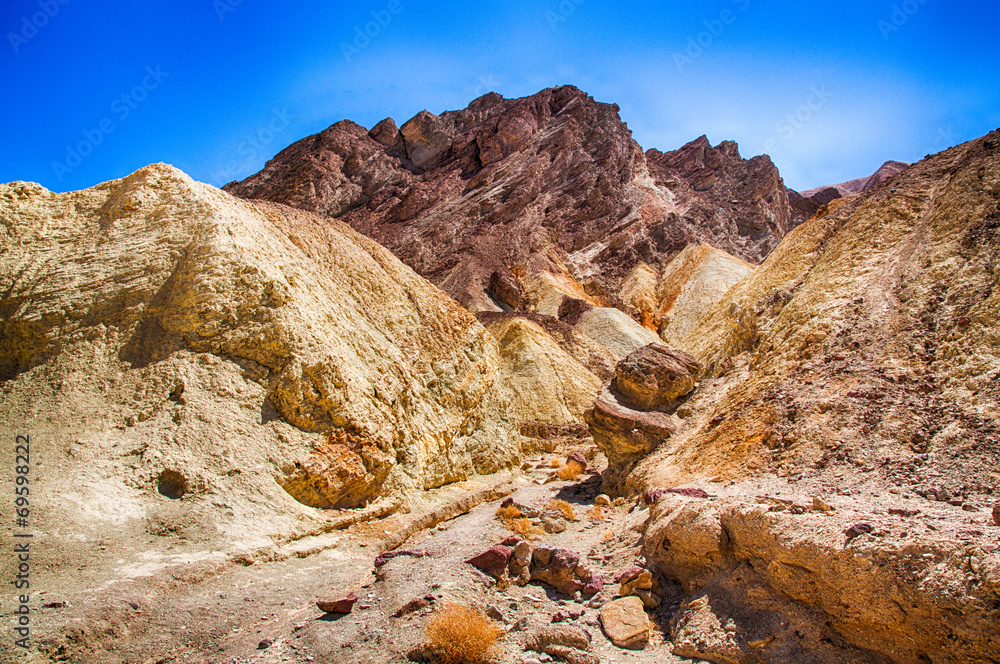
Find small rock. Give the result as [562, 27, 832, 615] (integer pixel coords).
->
[594, 494, 612, 507]
[613, 497, 627, 506]
[614, 565, 644, 584]
[963, 504, 979, 513]
[812, 496, 834, 513]
[317, 593, 358, 614]
[889, 508, 920, 517]
[600, 596, 650, 649]
[552, 609, 584, 622]
[486, 604, 506, 622]
[581, 573, 604, 599]
[844, 523, 874, 542]
[513, 540, 533, 566]
[465, 545, 513, 580]
[257, 639, 273, 650]
[621, 572, 653, 597]
[391, 597, 430, 618]
[993, 504, 1000, 527]
[541, 515, 568, 534]
[525, 624, 592, 652]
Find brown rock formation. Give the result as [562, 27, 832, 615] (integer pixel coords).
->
[789, 160, 910, 226]
[611, 344, 702, 411]
[224, 86, 795, 314]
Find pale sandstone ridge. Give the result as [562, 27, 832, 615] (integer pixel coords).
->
[654, 244, 754, 346]
[0, 164, 518, 568]
[475, 315, 602, 426]
[622, 131, 1000, 663]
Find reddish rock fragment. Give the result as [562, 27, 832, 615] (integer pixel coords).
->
[373, 549, 429, 568]
[582, 573, 605, 599]
[317, 593, 358, 614]
[465, 545, 513, 579]
[844, 523, 874, 542]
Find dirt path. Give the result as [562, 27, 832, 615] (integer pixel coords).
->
[20, 451, 689, 664]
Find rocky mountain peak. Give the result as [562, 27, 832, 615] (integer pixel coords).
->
[226, 86, 796, 314]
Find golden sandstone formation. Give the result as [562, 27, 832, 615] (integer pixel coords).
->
[0, 164, 518, 565]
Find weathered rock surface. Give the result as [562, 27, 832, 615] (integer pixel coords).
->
[585, 386, 677, 494]
[670, 595, 743, 664]
[475, 314, 603, 426]
[599, 596, 650, 650]
[0, 164, 519, 566]
[225, 86, 796, 315]
[654, 244, 754, 346]
[571, 307, 662, 361]
[611, 344, 701, 412]
[628, 131, 1000, 663]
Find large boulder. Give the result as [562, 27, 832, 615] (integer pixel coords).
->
[611, 344, 701, 411]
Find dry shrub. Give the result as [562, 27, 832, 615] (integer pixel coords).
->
[549, 457, 563, 468]
[496, 504, 522, 521]
[425, 602, 504, 664]
[556, 464, 582, 481]
[587, 505, 605, 522]
[507, 517, 543, 540]
[602, 528, 615, 542]
[549, 499, 578, 521]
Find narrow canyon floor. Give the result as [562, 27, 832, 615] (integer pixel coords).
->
[16, 444, 1000, 664]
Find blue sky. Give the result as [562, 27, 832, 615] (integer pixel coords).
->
[1, 0, 998, 193]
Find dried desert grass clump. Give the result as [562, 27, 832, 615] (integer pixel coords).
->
[495, 504, 522, 521]
[548, 499, 578, 521]
[507, 516, 543, 540]
[425, 602, 504, 664]
[555, 464, 583, 481]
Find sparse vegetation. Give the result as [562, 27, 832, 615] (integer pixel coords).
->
[425, 602, 504, 664]
[556, 464, 583, 481]
[495, 504, 522, 521]
[548, 499, 578, 521]
[587, 505, 606, 522]
[506, 517, 543, 540]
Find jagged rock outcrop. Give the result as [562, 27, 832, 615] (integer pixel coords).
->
[0, 164, 519, 564]
[628, 131, 1000, 663]
[225, 86, 795, 316]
